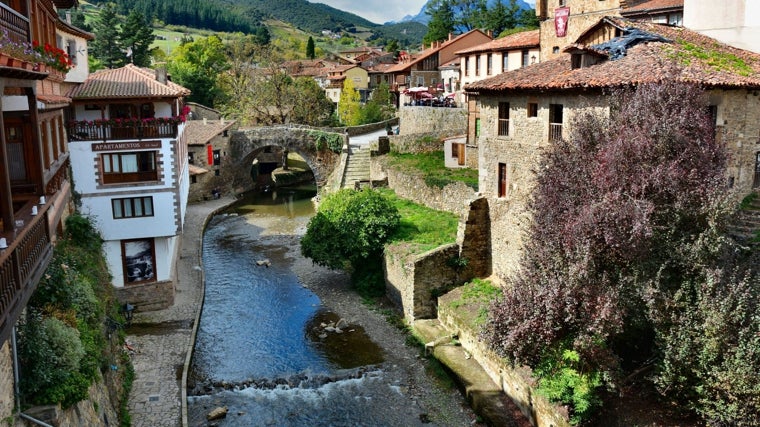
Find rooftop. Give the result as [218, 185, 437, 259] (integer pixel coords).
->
[466, 17, 760, 93]
[184, 120, 236, 146]
[455, 29, 540, 55]
[67, 64, 191, 100]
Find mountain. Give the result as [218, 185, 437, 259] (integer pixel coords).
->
[93, 0, 426, 46]
[401, 0, 533, 25]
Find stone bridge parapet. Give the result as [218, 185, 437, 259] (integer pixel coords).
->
[227, 125, 345, 193]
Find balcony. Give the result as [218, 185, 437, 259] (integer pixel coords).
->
[0, 200, 53, 345]
[67, 121, 180, 142]
[0, 3, 29, 45]
[549, 123, 563, 142]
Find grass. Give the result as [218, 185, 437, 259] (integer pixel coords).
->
[377, 188, 459, 252]
[385, 151, 479, 190]
[447, 279, 502, 326]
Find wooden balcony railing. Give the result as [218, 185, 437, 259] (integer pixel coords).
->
[67, 122, 179, 142]
[0, 3, 30, 45]
[549, 123, 563, 142]
[0, 202, 53, 344]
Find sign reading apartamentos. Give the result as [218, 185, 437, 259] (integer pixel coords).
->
[92, 141, 162, 151]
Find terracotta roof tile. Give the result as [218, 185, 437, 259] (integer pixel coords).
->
[455, 30, 539, 55]
[466, 18, 760, 93]
[67, 64, 191, 100]
[184, 120, 236, 146]
[188, 164, 209, 175]
[623, 0, 683, 14]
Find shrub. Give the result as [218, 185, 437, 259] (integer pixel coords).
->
[535, 348, 603, 425]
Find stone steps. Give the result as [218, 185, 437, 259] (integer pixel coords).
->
[413, 319, 532, 427]
[341, 145, 371, 189]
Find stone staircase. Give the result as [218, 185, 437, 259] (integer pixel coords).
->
[341, 144, 371, 190]
[729, 190, 760, 245]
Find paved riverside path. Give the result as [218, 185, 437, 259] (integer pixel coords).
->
[126, 197, 234, 427]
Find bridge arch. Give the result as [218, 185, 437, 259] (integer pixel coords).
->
[227, 126, 344, 193]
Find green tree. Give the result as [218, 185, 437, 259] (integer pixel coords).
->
[120, 9, 154, 67]
[292, 77, 334, 126]
[485, 0, 521, 37]
[168, 35, 229, 107]
[424, 0, 455, 46]
[359, 82, 394, 124]
[306, 36, 315, 59]
[90, 3, 124, 68]
[301, 189, 400, 284]
[337, 78, 361, 125]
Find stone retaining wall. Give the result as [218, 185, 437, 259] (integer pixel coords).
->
[384, 244, 461, 321]
[438, 289, 571, 427]
[397, 106, 467, 136]
[380, 159, 477, 217]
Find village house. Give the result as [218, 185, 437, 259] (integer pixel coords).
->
[385, 29, 493, 106]
[66, 64, 191, 311]
[0, 0, 86, 419]
[185, 118, 236, 202]
[454, 29, 541, 167]
[466, 17, 760, 278]
[325, 64, 369, 105]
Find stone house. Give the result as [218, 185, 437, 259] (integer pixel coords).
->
[185, 118, 236, 202]
[0, 0, 87, 420]
[66, 64, 191, 310]
[466, 17, 760, 279]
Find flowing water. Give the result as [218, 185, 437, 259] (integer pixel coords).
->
[187, 187, 441, 426]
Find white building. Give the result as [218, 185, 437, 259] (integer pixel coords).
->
[66, 64, 191, 310]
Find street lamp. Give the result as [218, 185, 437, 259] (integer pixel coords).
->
[123, 303, 135, 326]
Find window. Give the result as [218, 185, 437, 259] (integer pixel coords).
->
[502, 53, 508, 72]
[498, 163, 508, 198]
[122, 239, 156, 284]
[416, 76, 424, 86]
[102, 151, 158, 184]
[188, 151, 195, 165]
[475, 55, 481, 76]
[521, 50, 530, 68]
[487, 54, 493, 75]
[559, 0, 566, 6]
[464, 57, 470, 76]
[571, 54, 582, 69]
[498, 102, 510, 136]
[553, 46, 560, 54]
[113, 197, 154, 219]
[475, 118, 481, 137]
[527, 102, 538, 117]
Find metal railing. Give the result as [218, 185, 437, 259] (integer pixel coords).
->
[549, 123, 563, 142]
[498, 118, 509, 136]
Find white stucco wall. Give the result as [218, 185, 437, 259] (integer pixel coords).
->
[684, 0, 760, 53]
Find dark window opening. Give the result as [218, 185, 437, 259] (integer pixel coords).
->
[528, 102, 538, 117]
[498, 102, 510, 136]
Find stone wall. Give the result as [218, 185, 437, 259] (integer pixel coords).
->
[397, 105, 467, 136]
[477, 92, 608, 279]
[380, 158, 478, 217]
[0, 341, 13, 423]
[537, 0, 623, 61]
[384, 244, 461, 321]
[115, 279, 175, 312]
[438, 289, 571, 427]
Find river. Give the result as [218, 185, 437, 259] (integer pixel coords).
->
[186, 187, 476, 426]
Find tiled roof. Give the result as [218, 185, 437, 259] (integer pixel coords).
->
[37, 94, 71, 106]
[386, 29, 491, 74]
[67, 64, 191, 100]
[188, 164, 209, 175]
[455, 30, 539, 55]
[623, 0, 683, 14]
[466, 18, 760, 92]
[184, 120, 235, 146]
[367, 63, 396, 73]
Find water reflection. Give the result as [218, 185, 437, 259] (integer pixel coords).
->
[189, 186, 432, 427]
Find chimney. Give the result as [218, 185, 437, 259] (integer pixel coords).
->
[155, 65, 168, 85]
[66, 11, 71, 24]
[487, 30, 493, 38]
[448, 32, 453, 41]
[203, 118, 208, 125]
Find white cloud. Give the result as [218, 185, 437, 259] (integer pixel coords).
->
[316, 0, 428, 24]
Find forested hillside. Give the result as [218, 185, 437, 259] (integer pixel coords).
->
[88, 0, 265, 34]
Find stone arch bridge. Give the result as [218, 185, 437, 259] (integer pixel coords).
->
[226, 125, 346, 193]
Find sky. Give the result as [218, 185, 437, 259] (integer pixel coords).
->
[316, 0, 535, 25]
